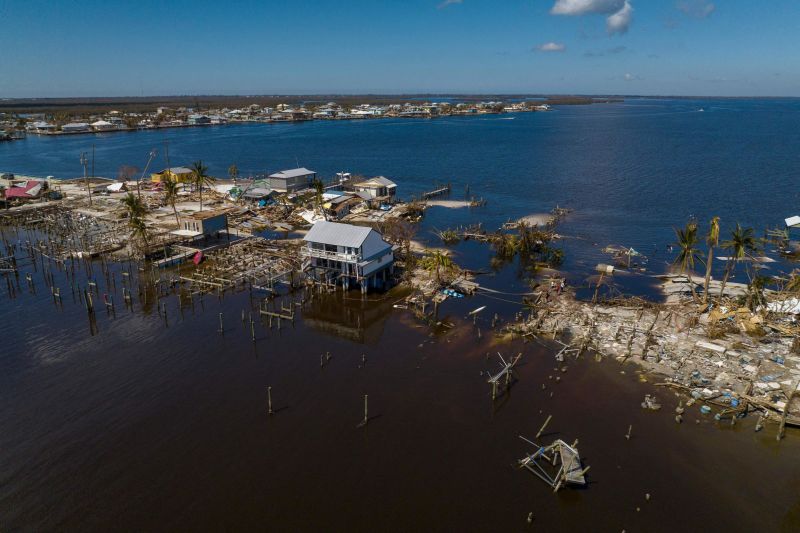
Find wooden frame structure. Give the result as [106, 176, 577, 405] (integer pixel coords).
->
[517, 436, 589, 492]
[487, 352, 521, 399]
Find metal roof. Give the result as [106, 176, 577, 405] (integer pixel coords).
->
[328, 194, 357, 205]
[354, 176, 396, 188]
[303, 220, 372, 248]
[242, 187, 272, 198]
[269, 167, 316, 180]
[158, 167, 193, 174]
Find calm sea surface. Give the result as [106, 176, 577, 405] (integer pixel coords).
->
[2, 99, 800, 531]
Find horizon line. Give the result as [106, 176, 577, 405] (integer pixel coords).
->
[2, 93, 800, 102]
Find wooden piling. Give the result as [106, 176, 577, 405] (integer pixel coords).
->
[358, 394, 368, 427]
[536, 415, 552, 439]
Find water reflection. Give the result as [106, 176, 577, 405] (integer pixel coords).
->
[302, 289, 404, 344]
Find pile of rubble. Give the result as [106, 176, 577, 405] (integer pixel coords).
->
[509, 280, 800, 433]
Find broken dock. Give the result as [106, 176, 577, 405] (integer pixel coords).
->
[517, 436, 588, 492]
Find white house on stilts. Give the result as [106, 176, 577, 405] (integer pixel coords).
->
[302, 221, 394, 292]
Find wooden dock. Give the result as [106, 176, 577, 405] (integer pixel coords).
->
[420, 184, 451, 199]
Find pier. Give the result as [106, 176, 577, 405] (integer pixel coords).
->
[420, 183, 451, 199]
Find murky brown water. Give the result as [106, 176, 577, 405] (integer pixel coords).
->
[1, 240, 799, 531]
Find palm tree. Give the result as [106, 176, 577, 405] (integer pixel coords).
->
[493, 231, 519, 260]
[311, 177, 324, 212]
[517, 221, 534, 255]
[228, 163, 239, 185]
[163, 177, 180, 227]
[191, 160, 215, 211]
[673, 221, 703, 302]
[120, 191, 146, 219]
[747, 274, 770, 311]
[120, 192, 149, 254]
[703, 216, 720, 304]
[425, 250, 453, 284]
[718, 224, 758, 300]
[129, 217, 150, 254]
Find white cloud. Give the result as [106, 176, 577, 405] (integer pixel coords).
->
[437, 0, 462, 9]
[536, 42, 567, 52]
[606, 1, 633, 34]
[550, 0, 625, 16]
[623, 72, 642, 81]
[550, 0, 633, 35]
[676, 0, 715, 18]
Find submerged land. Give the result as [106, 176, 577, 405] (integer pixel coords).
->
[4, 161, 800, 432]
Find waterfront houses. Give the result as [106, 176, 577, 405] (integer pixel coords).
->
[187, 114, 211, 125]
[267, 167, 317, 194]
[61, 122, 91, 133]
[90, 120, 115, 131]
[351, 176, 397, 202]
[5, 97, 552, 138]
[172, 210, 229, 239]
[302, 220, 394, 291]
[322, 193, 361, 220]
[151, 166, 194, 183]
[31, 121, 57, 133]
[1, 179, 48, 203]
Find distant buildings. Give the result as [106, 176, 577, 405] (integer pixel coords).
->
[351, 176, 397, 202]
[8, 98, 544, 140]
[303, 220, 394, 291]
[2, 179, 49, 203]
[172, 210, 229, 239]
[31, 121, 57, 133]
[240, 187, 274, 204]
[61, 122, 90, 133]
[91, 120, 115, 131]
[187, 114, 211, 125]
[267, 167, 317, 194]
[151, 167, 194, 183]
[322, 193, 361, 220]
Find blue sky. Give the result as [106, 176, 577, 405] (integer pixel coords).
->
[1, 0, 798, 97]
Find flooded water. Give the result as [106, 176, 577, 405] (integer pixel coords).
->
[1, 226, 800, 531]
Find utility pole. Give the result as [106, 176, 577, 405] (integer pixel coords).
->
[137, 148, 158, 200]
[164, 140, 171, 186]
[90, 144, 95, 206]
[80, 152, 90, 205]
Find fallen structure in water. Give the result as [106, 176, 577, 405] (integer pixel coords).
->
[517, 435, 589, 492]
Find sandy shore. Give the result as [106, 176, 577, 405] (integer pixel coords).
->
[517, 213, 552, 226]
[425, 200, 472, 208]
